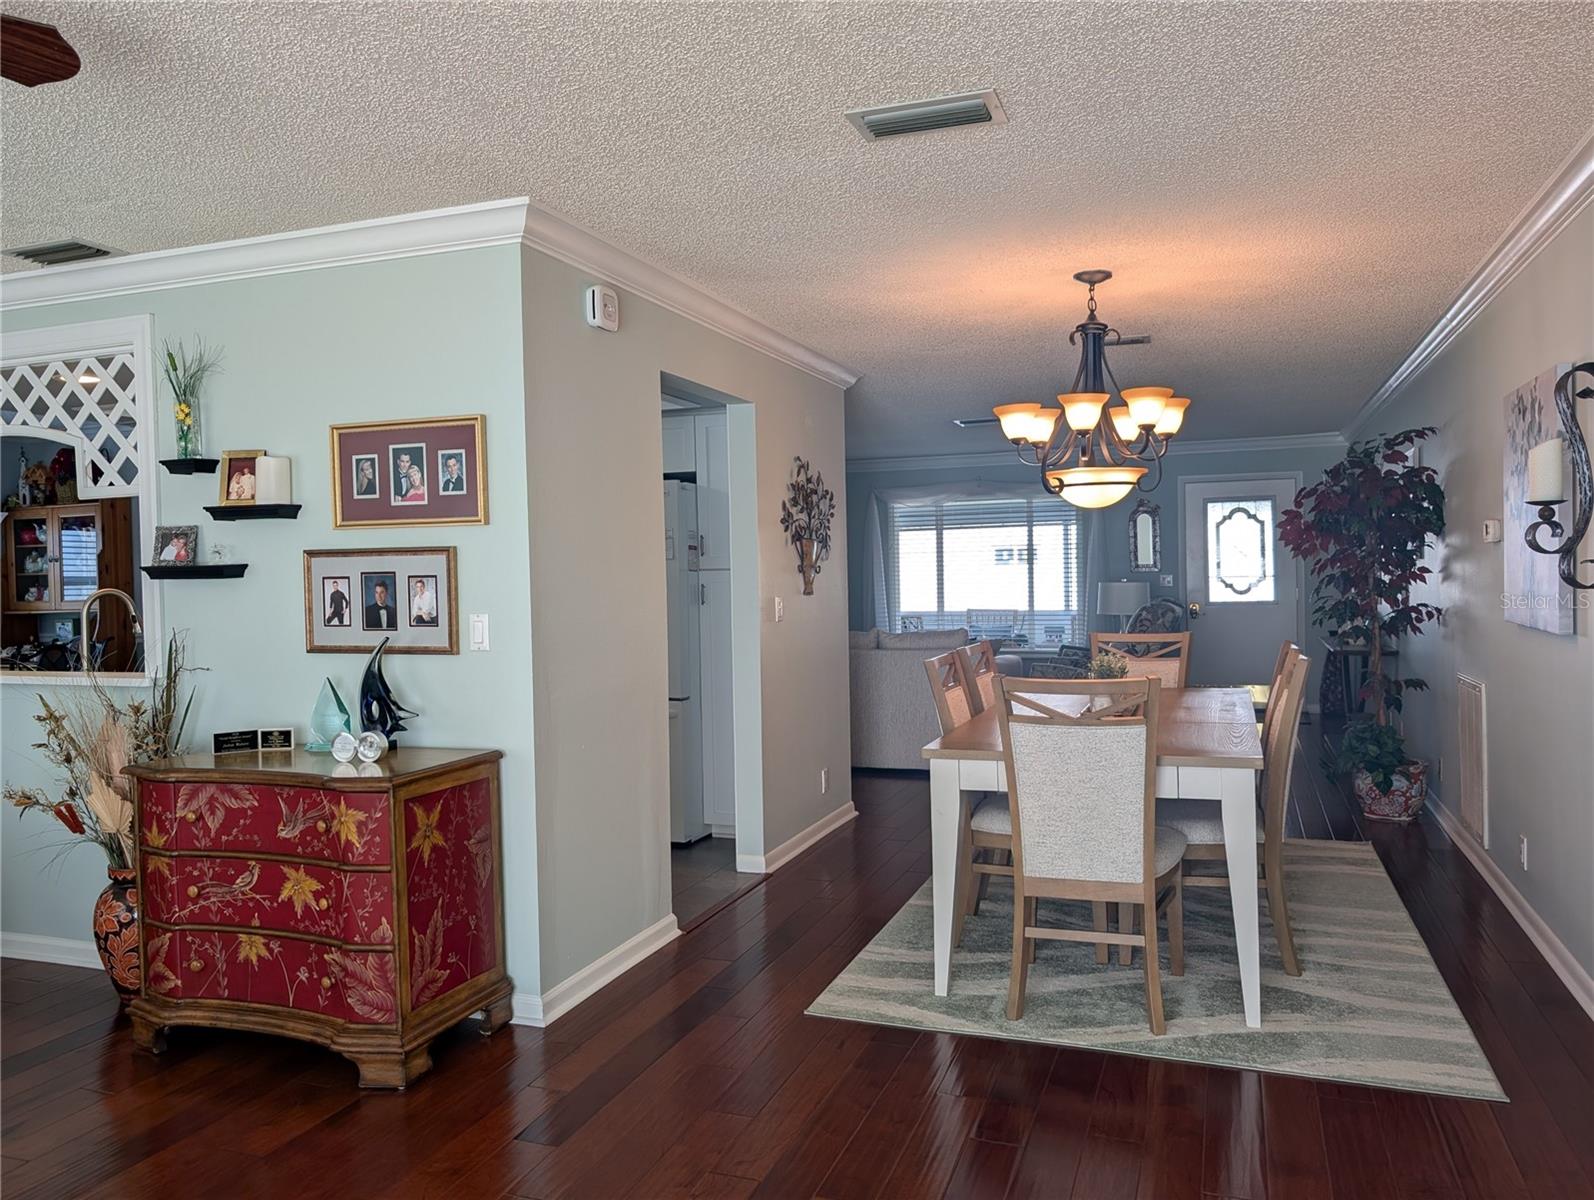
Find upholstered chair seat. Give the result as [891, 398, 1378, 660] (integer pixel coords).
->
[969, 797, 1011, 835]
[1155, 800, 1263, 846]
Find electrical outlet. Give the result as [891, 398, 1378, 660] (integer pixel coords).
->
[820, 767, 829, 794]
[1433, 759, 1442, 784]
[1160, 574, 1174, 588]
[1519, 835, 1528, 871]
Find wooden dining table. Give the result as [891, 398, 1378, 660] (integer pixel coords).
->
[922, 686, 1268, 1027]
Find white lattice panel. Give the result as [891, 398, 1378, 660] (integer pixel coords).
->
[1, 353, 142, 495]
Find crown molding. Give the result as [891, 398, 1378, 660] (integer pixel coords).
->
[1347, 128, 1594, 436]
[847, 431, 1347, 475]
[518, 209, 857, 390]
[0, 198, 532, 309]
[0, 196, 857, 392]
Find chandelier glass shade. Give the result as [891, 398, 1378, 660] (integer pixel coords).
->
[995, 270, 1190, 508]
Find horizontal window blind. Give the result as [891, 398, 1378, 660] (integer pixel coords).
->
[884, 495, 1084, 644]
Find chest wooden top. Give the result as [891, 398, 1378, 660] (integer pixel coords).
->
[125, 747, 503, 791]
[922, 686, 1263, 771]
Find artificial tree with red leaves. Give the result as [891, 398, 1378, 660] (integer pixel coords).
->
[1279, 428, 1446, 808]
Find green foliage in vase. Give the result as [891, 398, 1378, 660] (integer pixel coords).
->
[1335, 721, 1410, 794]
[1086, 650, 1130, 679]
[162, 338, 223, 458]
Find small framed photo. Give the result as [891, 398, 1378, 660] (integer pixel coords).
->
[330, 416, 487, 528]
[321, 576, 352, 627]
[389, 443, 427, 505]
[151, 525, 199, 565]
[219, 449, 265, 506]
[351, 453, 380, 500]
[360, 571, 400, 632]
[304, 548, 457, 653]
[407, 574, 440, 626]
[437, 449, 468, 496]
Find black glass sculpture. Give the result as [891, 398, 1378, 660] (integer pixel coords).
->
[359, 638, 417, 745]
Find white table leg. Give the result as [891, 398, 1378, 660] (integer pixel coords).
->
[1220, 766, 1263, 1028]
[930, 757, 961, 997]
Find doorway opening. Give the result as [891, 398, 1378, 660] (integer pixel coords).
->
[660, 377, 764, 929]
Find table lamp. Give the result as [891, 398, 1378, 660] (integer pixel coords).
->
[1097, 580, 1150, 632]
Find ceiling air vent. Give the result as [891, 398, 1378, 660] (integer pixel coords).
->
[846, 89, 1007, 141]
[2, 238, 121, 267]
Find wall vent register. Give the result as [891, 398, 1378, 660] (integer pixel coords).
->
[845, 89, 1007, 140]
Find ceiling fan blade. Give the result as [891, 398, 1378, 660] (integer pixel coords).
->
[2, 15, 81, 87]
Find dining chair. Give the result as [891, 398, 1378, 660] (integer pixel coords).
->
[1155, 649, 1310, 975]
[996, 675, 1186, 1033]
[957, 640, 1001, 713]
[1089, 632, 1191, 688]
[1255, 640, 1300, 744]
[923, 650, 1011, 945]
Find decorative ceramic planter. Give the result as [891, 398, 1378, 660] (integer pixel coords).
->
[1353, 760, 1428, 823]
[92, 866, 141, 1004]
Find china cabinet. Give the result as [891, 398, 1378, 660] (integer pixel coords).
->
[1, 500, 135, 670]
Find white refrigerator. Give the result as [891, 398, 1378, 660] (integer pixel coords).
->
[664, 481, 708, 844]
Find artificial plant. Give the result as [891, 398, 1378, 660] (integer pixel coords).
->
[1278, 426, 1446, 749]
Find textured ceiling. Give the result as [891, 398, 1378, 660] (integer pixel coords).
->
[3, 2, 1591, 458]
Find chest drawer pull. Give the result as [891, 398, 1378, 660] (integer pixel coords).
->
[184, 812, 197, 824]
[189, 958, 203, 972]
[186, 885, 199, 899]
[320, 976, 332, 991]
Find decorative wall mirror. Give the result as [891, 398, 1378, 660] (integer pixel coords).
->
[1129, 499, 1161, 572]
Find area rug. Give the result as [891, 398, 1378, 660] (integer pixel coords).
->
[808, 841, 1505, 1101]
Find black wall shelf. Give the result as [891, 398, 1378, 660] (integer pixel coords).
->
[204, 504, 301, 521]
[160, 458, 220, 475]
[141, 563, 248, 580]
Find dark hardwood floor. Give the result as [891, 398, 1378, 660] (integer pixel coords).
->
[672, 835, 766, 931]
[3, 749, 1592, 1199]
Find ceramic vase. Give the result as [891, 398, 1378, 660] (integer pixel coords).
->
[798, 537, 818, 595]
[92, 866, 141, 1004]
[1353, 760, 1428, 823]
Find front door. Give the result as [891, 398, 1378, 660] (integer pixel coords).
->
[1182, 476, 1302, 686]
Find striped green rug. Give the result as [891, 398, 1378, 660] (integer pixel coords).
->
[808, 841, 1504, 1101]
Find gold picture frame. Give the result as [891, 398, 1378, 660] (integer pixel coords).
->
[218, 449, 266, 506]
[303, 546, 459, 654]
[329, 415, 488, 529]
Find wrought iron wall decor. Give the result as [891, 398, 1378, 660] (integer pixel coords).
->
[779, 456, 835, 595]
[1524, 361, 1594, 590]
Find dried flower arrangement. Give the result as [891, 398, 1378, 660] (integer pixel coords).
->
[778, 456, 835, 595]
[6, 634, 201, 868]
[1086, 650, 1130, 679]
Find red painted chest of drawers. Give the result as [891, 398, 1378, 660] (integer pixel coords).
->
[126, 747, 513, 1087]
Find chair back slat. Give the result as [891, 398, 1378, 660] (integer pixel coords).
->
[1089, 632, 1191, 688]
[1260, 641, 1300, 750]
[923, 650, 975, 735]
[997, 677, 1160, 886]
[957, 640, 1000, 714]
[1261, 651, 1310, 854]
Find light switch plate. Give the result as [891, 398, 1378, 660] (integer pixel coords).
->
[469, 613, 490, 651]
[1160, 574, 1174, 588]
[1482, 519, 1503, 543]
[773, 596, 784, 623]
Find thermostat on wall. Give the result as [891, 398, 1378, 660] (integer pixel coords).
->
[585, 284, 619, 331]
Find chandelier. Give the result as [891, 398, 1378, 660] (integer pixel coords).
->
[993, 269, 1189, 509]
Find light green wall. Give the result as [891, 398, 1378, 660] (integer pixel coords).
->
[520, 247, 850, 992]
[1347, 203, 1594, 974]
[0, 247, 542, 993]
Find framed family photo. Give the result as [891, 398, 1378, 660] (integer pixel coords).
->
[303, 547, 458, 653]
[151, 525, 199, 565]
[219, 449, 264, 506]
[329, 416, 487, 528]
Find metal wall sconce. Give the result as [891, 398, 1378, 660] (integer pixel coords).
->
[1525, 361, 1594, 589]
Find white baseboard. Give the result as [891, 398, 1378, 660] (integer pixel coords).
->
[515, 913, 681, 1028]
[1, 932, 102, 970]
[736, 801, 857, 874]
[709, 825, 736, 839]
[1428, 798, 1594, 1020]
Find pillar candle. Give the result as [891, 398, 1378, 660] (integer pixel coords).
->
[255, 455, 293, 505]
[1526, 438, 1564, 505]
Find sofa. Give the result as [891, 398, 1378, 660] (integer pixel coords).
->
[849, 628, 1023, 770]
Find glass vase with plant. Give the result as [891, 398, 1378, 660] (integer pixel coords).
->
[1279, 427, 1445, 820]
[5, 633, 201, 999]
[162, 338, 222, 460]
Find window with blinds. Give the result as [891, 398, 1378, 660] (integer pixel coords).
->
[883, 495, 1084, 644]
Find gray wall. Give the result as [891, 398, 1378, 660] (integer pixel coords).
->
[521, 247, 851, 992]
[1346, 203, 1594, 975]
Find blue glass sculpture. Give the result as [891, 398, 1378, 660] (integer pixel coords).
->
[306, 677, 353, 752]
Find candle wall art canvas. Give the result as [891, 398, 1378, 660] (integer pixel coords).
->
[1503, 364, 1575, 635]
